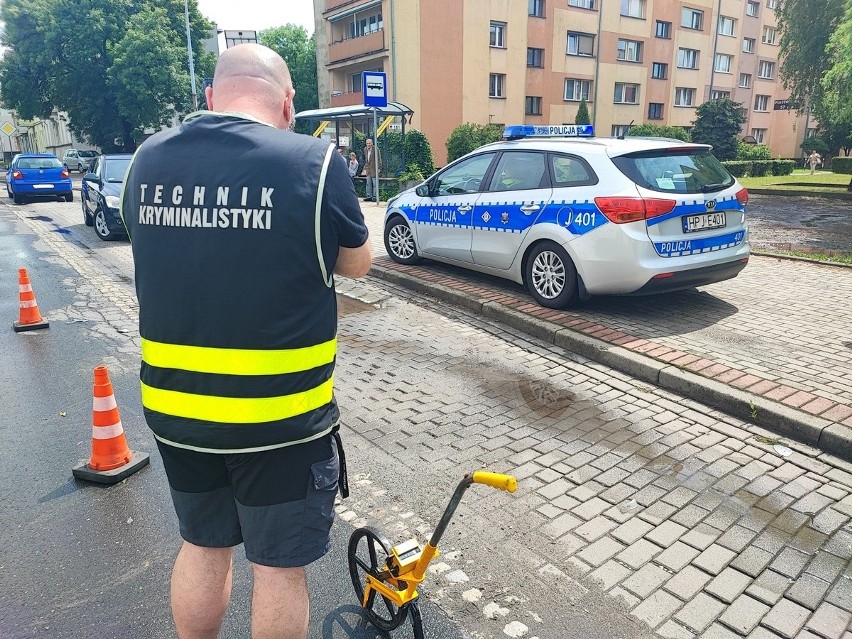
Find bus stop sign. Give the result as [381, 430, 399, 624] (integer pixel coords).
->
[362, 72, 387, 108]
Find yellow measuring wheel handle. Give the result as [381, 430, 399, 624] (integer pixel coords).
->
[472, 471, 518, 493]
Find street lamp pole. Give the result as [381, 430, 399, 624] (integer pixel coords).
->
[184, 0, 198, 111]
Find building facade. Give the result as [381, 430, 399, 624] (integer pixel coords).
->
[314, 0, 812, 166]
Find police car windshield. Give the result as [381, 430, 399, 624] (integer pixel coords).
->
[612, 149, 734, 195]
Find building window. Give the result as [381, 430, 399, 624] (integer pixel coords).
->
[766, 0, 778, 8]
[739, 73, 752, 88]
[527, 48, 544, 67]
[350, 73, 362, 93]
[718, 16, 736, 36]
[762, 26, 777, 45]
[752, 128, 766, 143]
[612, 124, 630, 137]
[674, 87, 696, 107]
[490, 22, 506, 48]
[568, 0, 595, 8]
[614, 82, 639, 104]
[349, 12, 383, 38]
[743, 37, 755, 53]
[714, 53, 733, 73]
[620, 0, 645, 19]
[655, 20, 671, 39]
[758, 60, 775, 79]
[567, 32, 595, 56]
[651, 62, 668, 79]
[746, 1, 759, 17]
[754, 94, 770, 111]
[564, 78, 591, 101]
[529, 0, 545, 17]
[682, 8, 704, 30]
[525, 96, 543, 115]
[677, 48, 699, 69]
[617, 39, 643, 62]
[489, 73, 505, 98]
[648, 103, 663, 119]
[710, 90, 731, 100]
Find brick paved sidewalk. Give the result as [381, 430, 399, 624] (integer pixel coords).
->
[359, 203, 852, 462]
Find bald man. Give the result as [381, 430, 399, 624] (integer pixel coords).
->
[120, 43, 371, 639]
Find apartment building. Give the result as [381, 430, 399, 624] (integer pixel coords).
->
[314, 0, 811, 165]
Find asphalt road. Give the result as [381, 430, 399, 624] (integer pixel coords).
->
[2, 192, 850, 639]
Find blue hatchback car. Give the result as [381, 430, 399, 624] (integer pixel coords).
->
[5, 153, 73, 204]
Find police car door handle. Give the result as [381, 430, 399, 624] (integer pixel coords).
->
[520, 204, 540, 215]
[457, 204, 472, 212]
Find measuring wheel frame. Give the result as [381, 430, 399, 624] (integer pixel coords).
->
[347, 526, 410, 632]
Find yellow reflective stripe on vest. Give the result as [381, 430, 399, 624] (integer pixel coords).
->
[141, 377, 334, 423]
[141, 338, 336, 375]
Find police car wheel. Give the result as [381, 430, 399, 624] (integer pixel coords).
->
[384, 216, 421, 265]
[525, 241, 577, 309]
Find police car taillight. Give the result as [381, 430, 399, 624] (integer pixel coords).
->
[594, 197, 675, 224]
[735, 188, 749, 205]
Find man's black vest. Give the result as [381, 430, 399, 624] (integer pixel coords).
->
[121, 112, 340, 453]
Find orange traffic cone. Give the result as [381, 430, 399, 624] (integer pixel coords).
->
[13, 267, 49, 332]
[72, 366, 149, 485]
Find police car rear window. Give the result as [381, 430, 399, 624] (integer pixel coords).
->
[611, 149, 734, 195]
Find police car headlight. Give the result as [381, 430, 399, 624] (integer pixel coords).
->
[105, 195, 121, 209]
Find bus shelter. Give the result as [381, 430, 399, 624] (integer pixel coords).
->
[294, 101, 414, 176]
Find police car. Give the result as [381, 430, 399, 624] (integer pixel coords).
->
[383, 125, 749, 308]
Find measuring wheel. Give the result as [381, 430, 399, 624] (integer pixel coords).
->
[348, 527, 409, 632]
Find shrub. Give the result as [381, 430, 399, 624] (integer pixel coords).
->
[403, 129, 435, 177]
[723, 161, 751, 177]
[771, 160, 795, 176]
[737, 142, 772, 160]
[627, 124, 691, 141]
[832, 156, 852, 174]
[446, 123, 503, 163]
[751, 160, 772, 177]
[800, 136, 830, 155]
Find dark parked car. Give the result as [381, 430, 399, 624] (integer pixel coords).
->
[5, 153, 73, 204]
[82, 154, 133, 240]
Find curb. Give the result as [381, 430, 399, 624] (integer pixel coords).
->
[747, 187, 852, 200]
[368, 262, 852, 464]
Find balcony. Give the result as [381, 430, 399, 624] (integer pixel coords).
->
[325, 0, 355, 10]
[330, 91, 365, 108]
[328, 30, 385, 64]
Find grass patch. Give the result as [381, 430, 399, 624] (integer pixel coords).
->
[755, 247, 852, 265]
[739, 170, 851, 193]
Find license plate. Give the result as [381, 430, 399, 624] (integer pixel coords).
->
[682, 211, 726, 233]
[33, 184, 54, 189]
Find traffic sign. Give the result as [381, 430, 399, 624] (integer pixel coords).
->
[1, 121, 16, 136]
[362, 72, 387, 108]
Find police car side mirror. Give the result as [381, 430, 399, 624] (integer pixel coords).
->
[415, 184, 429, 197]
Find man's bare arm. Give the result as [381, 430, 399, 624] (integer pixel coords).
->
[334, 241, 373, 278]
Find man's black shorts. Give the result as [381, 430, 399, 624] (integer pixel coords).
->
[156, 434, 339, 567]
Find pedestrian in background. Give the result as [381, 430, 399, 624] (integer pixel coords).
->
[120, 43, 372, 639]
[361, 137, 381, 202]
[807, 150, 822, 175]
[348, 151, 359, 183]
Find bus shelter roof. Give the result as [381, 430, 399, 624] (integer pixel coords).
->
[294, 101, 414, 123]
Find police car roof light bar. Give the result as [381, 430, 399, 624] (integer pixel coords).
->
[502, 124, 595, 140]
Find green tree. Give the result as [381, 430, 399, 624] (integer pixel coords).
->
[445, 123, 502, 163]
[627, 123, 690, 141]
[575, 98, 590, 125]
[0, 0, 215, 151]
[821, 5, 852, 156]
[260, 25, 317, 134]
[800, 136, 830, 155]
[403, 129, 435, 176]
[776, 0, 846, 115]
[690, 99, 747, 161]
